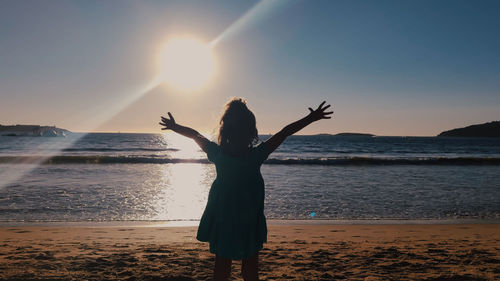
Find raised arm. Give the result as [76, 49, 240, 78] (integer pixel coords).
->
[159, 112, 211, 152]
[265, 102, 333, 154]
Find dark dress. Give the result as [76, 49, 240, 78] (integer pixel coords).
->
[196, 141, 270, 260]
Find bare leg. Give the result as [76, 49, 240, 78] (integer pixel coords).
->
[213, 255, 232, 281]
[242, 253, 259, 281]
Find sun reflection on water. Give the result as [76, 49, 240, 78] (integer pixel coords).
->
[152, 133, 215, 221]
[162, 133, 206, 159]
[155, 163, 214, 221]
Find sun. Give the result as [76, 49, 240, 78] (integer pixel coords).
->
[158, 36, 217, 91]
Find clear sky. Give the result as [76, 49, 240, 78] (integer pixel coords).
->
[1, 0, 499, 136]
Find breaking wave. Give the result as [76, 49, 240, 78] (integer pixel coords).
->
[1, 156, 500, 165]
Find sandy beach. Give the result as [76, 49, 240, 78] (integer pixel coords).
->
[0, 223, 498, 280]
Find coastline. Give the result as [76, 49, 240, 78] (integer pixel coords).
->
[1, 223, 499, 280]
[1, 218, 499, 227]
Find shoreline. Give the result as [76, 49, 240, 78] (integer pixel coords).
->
[1, 218, 499, 227]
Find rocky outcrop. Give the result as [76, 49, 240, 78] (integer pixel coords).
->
[0, 125, 70, 137]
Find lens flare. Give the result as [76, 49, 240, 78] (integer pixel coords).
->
[210, 0, 296, 48]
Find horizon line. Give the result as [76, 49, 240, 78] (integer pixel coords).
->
[59, 130, 439, 138]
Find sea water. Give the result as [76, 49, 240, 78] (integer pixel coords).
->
[0, 133, 499, 222]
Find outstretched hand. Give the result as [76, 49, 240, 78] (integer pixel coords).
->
[308, 101, 333, 122]
[159, 112, 177, 131]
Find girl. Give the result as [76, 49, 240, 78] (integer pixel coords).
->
[159, 98, 332, 281]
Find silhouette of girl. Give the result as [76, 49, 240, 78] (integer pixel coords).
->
[160, 98, 332, 281]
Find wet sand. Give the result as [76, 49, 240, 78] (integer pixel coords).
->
[1, 224, 499, 280]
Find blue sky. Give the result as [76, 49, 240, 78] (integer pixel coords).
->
[1, 0, 499, 136]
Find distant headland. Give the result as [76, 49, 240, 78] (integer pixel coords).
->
[289, 133, 376, 137]
[0, 124, 70, 137]
[333, 132, 375, 137]
[438, 121, 500, 137]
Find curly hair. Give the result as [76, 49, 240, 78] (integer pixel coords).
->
[218, 97, 259, 154]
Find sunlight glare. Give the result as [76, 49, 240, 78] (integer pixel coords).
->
[159, 36, 216, 92]
[163, 132, 204, 159]
[156, 164, 213, 220]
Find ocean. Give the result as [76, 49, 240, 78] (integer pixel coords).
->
[0, 133, 499, 223]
